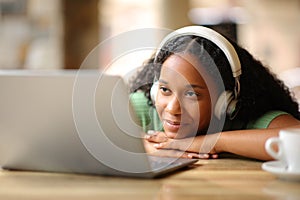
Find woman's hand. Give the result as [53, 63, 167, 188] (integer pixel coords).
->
[143, 138, 200, 158]
[144, 131, 219, 159]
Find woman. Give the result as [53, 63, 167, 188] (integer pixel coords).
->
[129, 26, 300, 161]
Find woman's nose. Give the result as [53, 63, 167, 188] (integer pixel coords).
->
[166, 95, 181, 115]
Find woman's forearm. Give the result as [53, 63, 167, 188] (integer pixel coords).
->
[216, 129, 278, 160]
[216, 115, 300, 161]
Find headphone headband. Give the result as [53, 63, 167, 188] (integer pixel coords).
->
[155, 26, 242, 78]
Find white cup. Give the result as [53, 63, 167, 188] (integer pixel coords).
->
[265, 128, 300, 172]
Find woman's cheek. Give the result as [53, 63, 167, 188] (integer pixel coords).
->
[155, 96, 167, 118]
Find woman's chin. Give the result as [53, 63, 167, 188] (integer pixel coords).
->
[164, 126, 199, 139]
[164, 131, 177, 139]
[164, 130, 192, 139]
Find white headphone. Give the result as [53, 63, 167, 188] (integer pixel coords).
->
[150, 26, 242, 120]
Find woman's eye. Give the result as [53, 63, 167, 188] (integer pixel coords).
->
[159, 86, 170, 93]
[185, 91, 199, 97]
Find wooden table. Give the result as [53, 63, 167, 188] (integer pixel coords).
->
[0, 158, 299, 200]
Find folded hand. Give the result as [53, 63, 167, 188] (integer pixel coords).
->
[144, 131, 218, 159]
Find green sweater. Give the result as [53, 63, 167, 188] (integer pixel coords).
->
[130, 92, 288, 133]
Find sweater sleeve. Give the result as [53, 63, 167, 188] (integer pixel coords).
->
[130, 92, 162, 132]
[246, 110, 289, 129]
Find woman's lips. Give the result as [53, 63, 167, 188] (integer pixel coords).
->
[163, 119, 188, 133]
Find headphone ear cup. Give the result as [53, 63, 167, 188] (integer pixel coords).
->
[227, 98, 238, 119]
[150, 81, 159, 103]
[214, 91, 234, 119]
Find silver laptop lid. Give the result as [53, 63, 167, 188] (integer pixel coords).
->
[0, 70, 154, 176]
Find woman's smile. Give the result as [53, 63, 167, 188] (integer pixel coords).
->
[163, 119, 188, 130]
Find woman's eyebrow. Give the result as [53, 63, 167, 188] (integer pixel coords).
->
[159, 79, 206, 89]
[186, 84, 206, 89]
[158, 79, 168, 84]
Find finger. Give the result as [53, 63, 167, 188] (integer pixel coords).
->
[148, 149, 192, 159]
[145, 131, 168, 143]
[147, 130, 166, 136]
[153, 139, 180, 150]
[188, 153, 219, 159]
[211, 154, 219, 159]
[146, 130, 156, 135]
[192, 153, 209, 159]
[187, 153, 202, 159]
[170, 150, 191, 159]
[153, 142, 166, 149]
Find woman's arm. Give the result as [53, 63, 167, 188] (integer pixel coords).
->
[217, 114, 300, 160]
[147, 114, 300, 161]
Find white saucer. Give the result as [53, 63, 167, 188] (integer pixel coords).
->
[262, 161, 300, 181]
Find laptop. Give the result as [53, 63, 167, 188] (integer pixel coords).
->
[0, 70, 197, 178]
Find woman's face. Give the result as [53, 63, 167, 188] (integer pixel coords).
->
[155, 54, 212, 139]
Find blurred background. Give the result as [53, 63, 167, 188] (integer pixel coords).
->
[0, 0, 300, 100]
